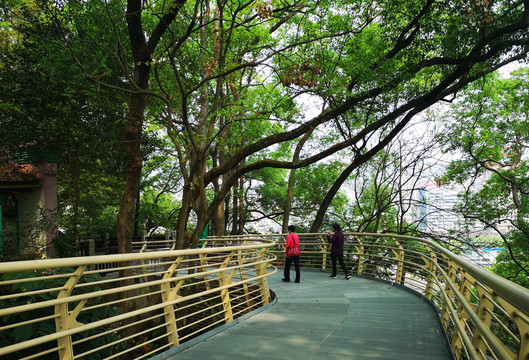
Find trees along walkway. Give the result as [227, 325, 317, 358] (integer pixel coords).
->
[159, 269, 452, 360]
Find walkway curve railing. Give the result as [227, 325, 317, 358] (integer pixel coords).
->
[2, 233, 529, 360]
[254, 232, 528, 360]
[0, 238, 276, 360]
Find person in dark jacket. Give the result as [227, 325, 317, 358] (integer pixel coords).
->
[327, 223, 351, 280]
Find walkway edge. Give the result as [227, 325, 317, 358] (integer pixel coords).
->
[354, 274, 454, 360]
[150, 291, 278, 360]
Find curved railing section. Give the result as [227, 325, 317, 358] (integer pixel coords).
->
[260, 232, 528, 360]
[0, 238, 276, 360]
[2, 233, 528, 360]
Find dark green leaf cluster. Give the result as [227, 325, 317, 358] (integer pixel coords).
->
[438, 68, 529, 287]
[0, 268, 122, 359]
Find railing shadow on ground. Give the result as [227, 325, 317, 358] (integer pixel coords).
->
[1, 233, 528, 360]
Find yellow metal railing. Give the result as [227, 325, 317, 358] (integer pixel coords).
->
[0, 238, 276, 360]
[264, 232, 529, 360]
[2, 233, 529, 360]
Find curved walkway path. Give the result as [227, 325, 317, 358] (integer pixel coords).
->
[161, 269, 453, 360]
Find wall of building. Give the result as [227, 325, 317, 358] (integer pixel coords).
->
[15, 186, 46, 258]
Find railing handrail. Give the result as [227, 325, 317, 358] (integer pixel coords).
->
[217, 232, 529, 320]
[148, 231, 529, 316]
[0, 238, 276, 273]
[394, 234, 529, 316]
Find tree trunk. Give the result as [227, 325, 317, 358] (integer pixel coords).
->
[72, 143, 80, 242]
[238, 175, 244, 234]
[118, 0, 184, 254]
[116, 91, 146, 315]
[231, 180, 239, 235]
[282, 130, 313, 233]
[282, 171, 295, 234]
[133, 188, 140, 237]
[117, 92, 145, 254]
[213, 198, 226, 237]
[175, 183, 192, 249]
[191, 160, 208, 248]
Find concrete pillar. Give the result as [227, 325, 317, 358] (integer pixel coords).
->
[34, 161, 58, 258]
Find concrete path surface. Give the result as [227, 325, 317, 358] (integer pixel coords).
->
[161, 269, 453, 360]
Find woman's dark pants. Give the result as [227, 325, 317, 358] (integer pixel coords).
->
[331, 253, 349, 276]
[284, 255, 300, 282]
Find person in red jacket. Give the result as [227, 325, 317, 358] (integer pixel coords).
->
[283, 225, 300, 283]
[327, 223, 351, 280]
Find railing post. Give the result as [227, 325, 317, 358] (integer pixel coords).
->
[319, 235, 327, 271]
[237, 249, 251, 307]
[171, 230, 177, 249]
[161, 257, 183, 348]
[198, 252, 211, 291]
[219, 252, 235, 323]
[450, 269, 473, 358]
[139, 230, 148, 277]
[472, 285, 494, 357]
[496, 298, 529, 360]
[355, 236, 364, 275]
[55, 265, 87, 360]
[392, 239, 405, 284]
[255, 248, 270, 306]
[140, 230, 147, 253]
[423, 246, 437, 301]
[441, 258, 457, 330]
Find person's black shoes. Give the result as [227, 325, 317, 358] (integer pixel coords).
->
[282, 278, 290, 282]
[345, 274, 351, 280]
[329, 275, 337, 279]
[295, 280, 300, 283]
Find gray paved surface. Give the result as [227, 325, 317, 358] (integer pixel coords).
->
[165, 269, 453, 359]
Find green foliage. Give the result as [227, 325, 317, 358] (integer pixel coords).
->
[2, 0, 528, 246]
[0, 268, 122, 359]
[137, 189, 180, 235]
[252, 162, 351, 229]
[52, 232, 78, 258]
[490, 227, 529, 288]
[253, 167, 288, 211]
[438, 68, 529, 287]
[1, 0, 132, 243]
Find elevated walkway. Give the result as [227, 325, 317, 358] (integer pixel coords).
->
[163, 269, 453, 360]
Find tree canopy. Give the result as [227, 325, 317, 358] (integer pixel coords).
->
[1, 0, 528, 253]
[437, 68, 529, 286]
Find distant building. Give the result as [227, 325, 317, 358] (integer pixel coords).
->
[461, 248, 503, 269]
[414, 177, 511, 236]
[415, 179, 468, 233]
[0, 151, 59, 260]
[412, 177, 510, 268]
